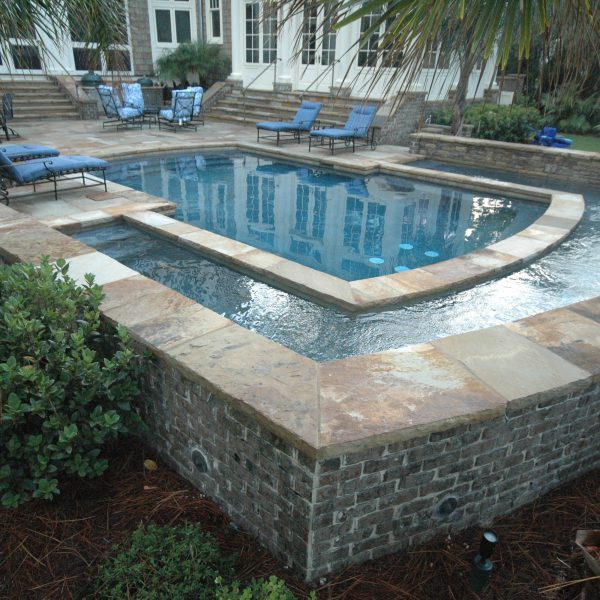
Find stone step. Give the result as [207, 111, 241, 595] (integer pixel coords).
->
[11, 111, 79, 120]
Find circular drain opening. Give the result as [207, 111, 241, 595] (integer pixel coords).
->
[191, 447, 209, 473]
[437, 495, 459, 518]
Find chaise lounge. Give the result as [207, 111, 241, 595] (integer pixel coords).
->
[309, 105, 378, 154]
[256, 101, 323, 146]
[0, 151, 108, 204]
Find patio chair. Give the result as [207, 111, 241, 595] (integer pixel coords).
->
[309, 105, 378, 154]
[1, 93, 19, 141]
[97, 85, 143, 130]
[256, 101, 323, 146]
[185, 86, 204, 125]
[0, 144, 59, 162]
[158, 90, 197, 132]
[0, 151, 108, 204]
[532, 126, 573, 149]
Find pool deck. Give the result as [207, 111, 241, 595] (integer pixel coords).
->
[1, 118, 598, 458]
[5, 118, 584, 312]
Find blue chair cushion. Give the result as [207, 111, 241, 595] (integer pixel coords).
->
[344, 105, 378, 138]
[0, 148, 22, 182]
[117, 106, 143, 120]
[6, 156, 108, 184]
[122, 83, 144, 111]
[0, 145, 60, 161]
[256, 121, 300, 132]
[185, 86, 204, 117]
[310, 128, 356, 139]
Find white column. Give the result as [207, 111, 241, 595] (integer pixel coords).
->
[274, 5, 294, 89]
[332, 19, 356, 94]
[228, 0, 244, 82]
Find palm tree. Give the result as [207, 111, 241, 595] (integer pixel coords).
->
[0, 0, 127, 71]
[274, 0, 599, 134]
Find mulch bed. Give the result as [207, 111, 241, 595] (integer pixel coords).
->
[1, 437, 599, 600]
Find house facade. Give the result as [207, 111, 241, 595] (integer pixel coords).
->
[0, 0, 495, 103]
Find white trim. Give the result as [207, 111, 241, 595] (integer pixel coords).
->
[148, 0, 198, 66]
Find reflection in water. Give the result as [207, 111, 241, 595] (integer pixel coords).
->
[107, 152, 544, 281]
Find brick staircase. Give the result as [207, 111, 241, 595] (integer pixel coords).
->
[0, 77, 79, 120]
[207, 87, 385, 129]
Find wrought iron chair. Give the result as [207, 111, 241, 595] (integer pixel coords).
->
[257, 101, 322, 146]
[309, 105, 379, 154]
[97, 85, 143, 129]
[1, 93, 19, 141]
[158, 90, 197, 132]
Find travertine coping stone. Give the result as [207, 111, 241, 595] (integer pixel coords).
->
[1, 205, 599, 461]
[123, 171, 582, 312]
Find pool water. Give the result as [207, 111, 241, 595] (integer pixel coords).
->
[106, 151, 544, 281]
[75, 154, 598, 362]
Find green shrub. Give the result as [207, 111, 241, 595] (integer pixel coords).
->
[156, 41, 231, 88]
[215, 575, 317, 600]
[430, 104, 541, 142]
[468, 104, 542, 143]
[94, 523, 235, 599]
[0, 258, 143, 508]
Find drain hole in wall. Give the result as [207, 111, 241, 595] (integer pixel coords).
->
[233, 453, 240, 463]
[437, 495, 459, 518]
[191, 447, 209, 473]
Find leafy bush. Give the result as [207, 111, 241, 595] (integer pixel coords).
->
[94, 523, 235, 599]
[215, 576, 317, 600]
[468, 104, 542, 143]
[156, 41, 231, 88]
[430, 104, 542, 143]
[0, 259, 143, 508]
[541, 85, 600, 134]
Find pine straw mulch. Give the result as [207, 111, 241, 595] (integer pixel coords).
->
[1, 437, 599, 600]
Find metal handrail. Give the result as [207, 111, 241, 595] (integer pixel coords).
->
[241, 57, 281, 122]
[299, 58, 339, 102]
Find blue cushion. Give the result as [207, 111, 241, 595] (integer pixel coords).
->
[185, 86, 204, 117]
[291, 101, 322, 129]
[256, 122, 299, 132]
[310, 128, 356, 139]
[0, 145, 60, 161]
[117, 106, 143, 120]
[344, 105, 377, 138]
[121, 83, 144, 111]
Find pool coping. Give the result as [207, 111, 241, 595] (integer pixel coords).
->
[0, 139, 597, 463]
[57, 142, 584, 313]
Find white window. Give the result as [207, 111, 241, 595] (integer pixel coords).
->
[244, 1, 277, 64]
[70, 4, 132, 73]
[357, 7, 402, 69]
[150, 0, 196, 59]
[206, 0, 223, 43]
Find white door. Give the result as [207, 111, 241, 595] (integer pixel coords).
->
[296, 4, 336, 92]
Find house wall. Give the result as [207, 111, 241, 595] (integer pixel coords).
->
[129, 0, 154, 76]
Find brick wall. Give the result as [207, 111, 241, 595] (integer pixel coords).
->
[309, 382, 600, 580]
[128, 0, 153, 76]
[379, 92, 426, 146]
[140, 357, 316, 574]
[410, 133, 600, 186]
[139, 344, 600, 582]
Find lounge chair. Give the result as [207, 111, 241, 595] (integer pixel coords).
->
[256, 101, 322, 146]
[309, 105, 378, 154]
[532, 126, 573, 149]
[0, 144, 59, 162]
[97, 85, 143, 130]
[0, 151, 108, 204]
[158, 90, 197, 132]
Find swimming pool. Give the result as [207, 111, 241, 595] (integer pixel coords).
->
[74, 152, 597, 362]
[106, 151, 544, 281]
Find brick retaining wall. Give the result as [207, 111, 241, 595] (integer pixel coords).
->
[410, 133, 600, 186]
[140, 348, 600, 582]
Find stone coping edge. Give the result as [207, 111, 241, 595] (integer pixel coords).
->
[81, 142, 584, 313]
[1, 203, 599, 463]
